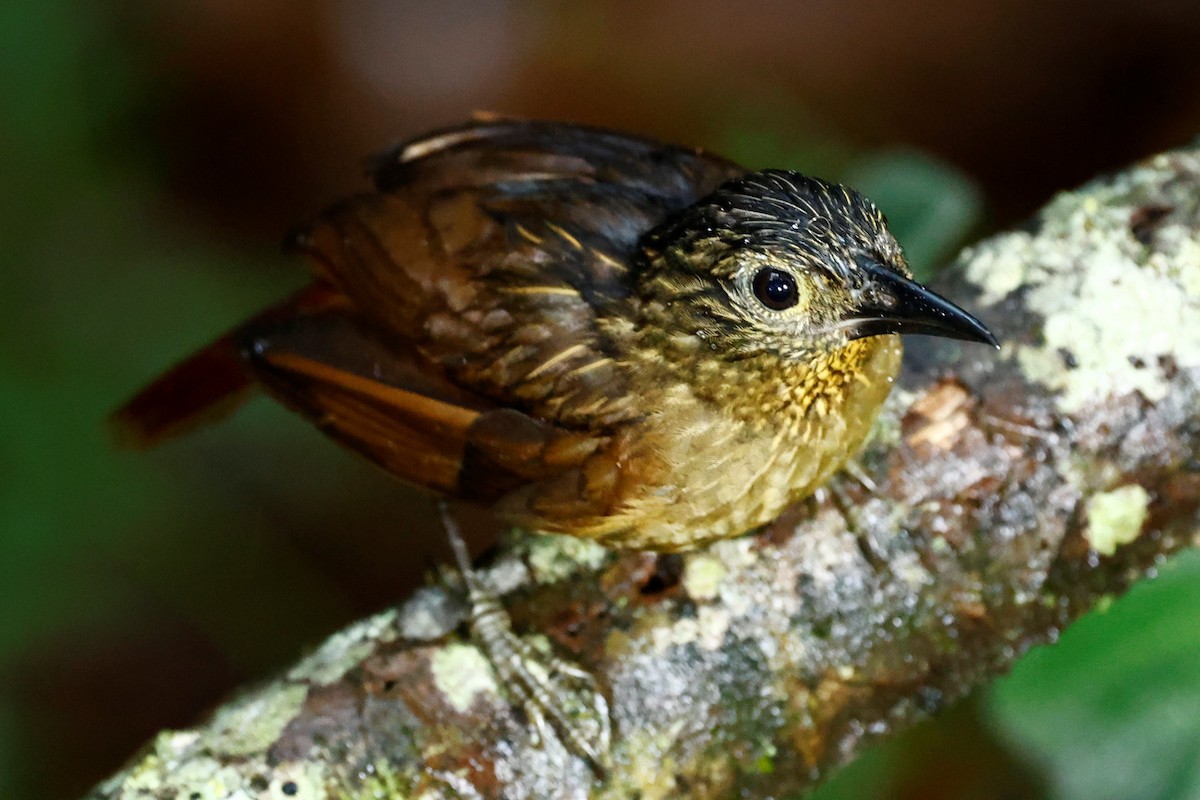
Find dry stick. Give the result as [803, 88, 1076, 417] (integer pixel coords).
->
[88, 146, 1200, 800]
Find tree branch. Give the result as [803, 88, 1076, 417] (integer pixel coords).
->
[88, 145, 1200, 800]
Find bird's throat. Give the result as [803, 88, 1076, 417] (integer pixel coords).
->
[633, 330, 902, 437]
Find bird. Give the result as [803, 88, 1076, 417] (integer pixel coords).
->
[112, 118, 996, 770]
[113, 117, 995, 552]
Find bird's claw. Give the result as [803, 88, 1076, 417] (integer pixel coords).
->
[440, 504, 611, 777]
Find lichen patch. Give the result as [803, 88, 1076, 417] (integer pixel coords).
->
[682, 554, 726, 602]
[114, 753, 246, 800]
[430, 643, 498, 713]
[964, 243, 1028, 305]
[288, 608, 398, 684]
[1085, 484, 1151, 555]
[961, 151, 1200, 413]
[159, 760, 247, 800]
[204, 683, 310, 757]
[396, 586, 460, 642]
[1016, 242, 1199, 411]
[527, 532, 610, 583]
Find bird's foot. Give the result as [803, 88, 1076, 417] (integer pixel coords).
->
[439, 505, 611, 777]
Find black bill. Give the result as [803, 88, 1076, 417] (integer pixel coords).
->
[838, 259, 998, 347]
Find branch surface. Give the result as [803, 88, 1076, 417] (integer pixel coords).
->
[88, 146, 1200, 800]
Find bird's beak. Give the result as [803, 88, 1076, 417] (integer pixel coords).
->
[837, 259, 999, 347]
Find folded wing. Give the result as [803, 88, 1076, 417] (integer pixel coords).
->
[113, 119, 743, 513]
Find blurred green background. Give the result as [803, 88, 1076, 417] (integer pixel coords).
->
[2, 2, 1199, 798]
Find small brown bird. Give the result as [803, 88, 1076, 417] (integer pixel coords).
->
[114, 118, 994, 553]
[114, 118, 996, 770]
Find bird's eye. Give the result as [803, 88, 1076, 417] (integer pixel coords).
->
[752, 267, 799, 311]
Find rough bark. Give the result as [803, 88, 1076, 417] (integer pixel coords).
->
[87, 145, 1200, 800]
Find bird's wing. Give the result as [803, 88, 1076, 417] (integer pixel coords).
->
[237, 303, 618, 511]
[288, 118, 744, 431]
[114, 121, 738, 514]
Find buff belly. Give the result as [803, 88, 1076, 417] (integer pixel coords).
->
[591, 336, 902, 551]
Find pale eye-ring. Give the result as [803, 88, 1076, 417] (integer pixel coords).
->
[752, 267, 799, 311]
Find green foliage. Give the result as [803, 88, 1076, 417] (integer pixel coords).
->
[0, 0, 278, 656]
[0, 5, 351, 796]
[807, 743, 897, 800]
[988, 550, 1200, 800]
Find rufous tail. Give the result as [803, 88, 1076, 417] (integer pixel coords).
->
[110, 283, 340, 448]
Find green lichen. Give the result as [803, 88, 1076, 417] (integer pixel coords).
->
[605, 726, 688, 800]
[157, 760, 246, 800]
[108, 746, 167, 796]
[204, 682, 310, 757]
[644, 605, 732, 652]
[289, 608, 398, 685]
[94, 725, 341, 799]
[682, 554, 726, 602]
[961, 152, 1200, 413]
[964, 241, 1028, 305]
[112, 735, 273, 800]
[695, 605, 732, 650]
[430, 643, 497, 712]
[1085, 485, 1150, 555]
[526, 532, 609, 583]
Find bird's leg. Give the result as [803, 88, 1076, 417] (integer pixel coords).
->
[439, 504, 611, 777]
[841, 458, 878, 495]
[821, 464, 887, 572]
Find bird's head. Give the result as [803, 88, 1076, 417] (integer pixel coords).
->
[636, 170, 996, 363]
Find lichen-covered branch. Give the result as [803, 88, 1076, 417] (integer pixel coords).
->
[87, 146, 1200, 800]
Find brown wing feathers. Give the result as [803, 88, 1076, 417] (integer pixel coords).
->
[112, 119, 741, 511]
[247, 347, 481, 496]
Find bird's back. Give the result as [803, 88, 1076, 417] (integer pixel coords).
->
[288, 118, 744, 427]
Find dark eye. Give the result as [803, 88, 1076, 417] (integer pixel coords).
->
[752, 267, 799, 311]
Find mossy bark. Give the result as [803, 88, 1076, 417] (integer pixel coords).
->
[87, 145, 1200, 800]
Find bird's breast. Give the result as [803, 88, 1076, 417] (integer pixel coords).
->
[588, 335, 902, 551]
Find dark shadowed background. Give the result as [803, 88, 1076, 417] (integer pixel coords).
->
[3, 2, 1199, 798]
